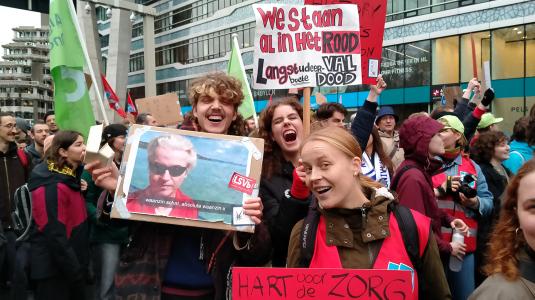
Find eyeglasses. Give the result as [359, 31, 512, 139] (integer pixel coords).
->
[149, 162, 188, 177]
[1, 123, 16, 130]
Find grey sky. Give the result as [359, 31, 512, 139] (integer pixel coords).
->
[0, 6, 42, 60]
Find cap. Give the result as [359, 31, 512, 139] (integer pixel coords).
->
[477, 113, 503, 130]
[15, 118, 30, 134]
[438, 115, 467, 145]
[375, 106, 399, 124]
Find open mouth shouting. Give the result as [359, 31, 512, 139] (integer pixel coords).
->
[207, 113, 224, 124]
[282, 129, 297, 143]
[314, 185, 332, 195]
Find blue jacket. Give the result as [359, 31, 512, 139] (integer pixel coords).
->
[503, 140, 534, 175]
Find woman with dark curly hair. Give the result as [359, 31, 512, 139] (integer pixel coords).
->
[470, 131, 512, 285]
[256, 97, 311, 267]
[469, 160, 535, 299]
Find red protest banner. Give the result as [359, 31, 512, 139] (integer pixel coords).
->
[305, 0, 387, 85]
[232, 268, 413, 300]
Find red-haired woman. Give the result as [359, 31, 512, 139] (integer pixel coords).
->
[469, 160, 535, 299]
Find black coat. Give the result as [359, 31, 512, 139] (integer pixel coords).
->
[259, 161, 312, 266]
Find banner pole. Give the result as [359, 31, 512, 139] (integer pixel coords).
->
[303, 87, 311, 136]
[66, 0, 110, 126]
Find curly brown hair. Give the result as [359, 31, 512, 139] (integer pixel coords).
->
[188, 72, 245, 136]
[470, 131, 508, 164]
[483, 159, 535, 280]
[255, 97, 303, 179]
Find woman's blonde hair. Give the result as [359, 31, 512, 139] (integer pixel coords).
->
[300, 126, 383, 190]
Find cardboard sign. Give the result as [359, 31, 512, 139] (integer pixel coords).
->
[305, 0, 387, 85]
[111, 125, 264, 233]
[135, 93, 183, 126]
[253, 4, 362, 89]
[233, 268, 413, 300]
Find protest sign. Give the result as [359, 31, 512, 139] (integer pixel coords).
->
[252, 4, 362, 89]
[304, 0, 387, 85]
[233, 268, 412, 300]
[111, 125, 264, 233]
[135, 93, 183, 126]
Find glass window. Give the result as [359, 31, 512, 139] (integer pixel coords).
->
[526, 24, 535, 77]
[381, 44, 405, 89]
[432, 36, 459, 85]
[460, 31, 490, 82]
[404, 40, 431, 87]
[492, 26, 525, 79]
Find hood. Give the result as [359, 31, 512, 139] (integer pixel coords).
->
[510, 140, 535, 156]
[399, 116, 443, 166]
[28, 161, 83, 191]
[378, 129, 398, 140]
[25, 143, 41, 158]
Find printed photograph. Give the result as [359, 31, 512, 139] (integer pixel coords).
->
[123, 129, 252, 225]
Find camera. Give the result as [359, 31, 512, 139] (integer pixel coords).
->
[458, 174, 477, 198]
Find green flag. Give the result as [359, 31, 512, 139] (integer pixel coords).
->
[227, 35, 257, 123]
[49, 0, 95, 138]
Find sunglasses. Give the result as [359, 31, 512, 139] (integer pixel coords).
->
[149, 162, 188, 177]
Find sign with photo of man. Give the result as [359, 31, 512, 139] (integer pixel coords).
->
[111, 125, 264, 232]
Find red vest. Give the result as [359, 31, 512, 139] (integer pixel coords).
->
[432, 154, 478, 253]
[310, 211, 430, 300]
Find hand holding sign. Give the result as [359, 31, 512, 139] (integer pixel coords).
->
[242, 198, 263, 225]
[367, 74, 387, 102]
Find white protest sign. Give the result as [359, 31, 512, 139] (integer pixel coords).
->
[252, 4, 362, 89]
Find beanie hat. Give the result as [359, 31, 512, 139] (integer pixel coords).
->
[102, 124, 127, 144]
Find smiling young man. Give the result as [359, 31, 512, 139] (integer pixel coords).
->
[25, 121, 50, 166]
[89, 73, 270, 299]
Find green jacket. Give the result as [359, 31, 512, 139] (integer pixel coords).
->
[82, 170, 128, 244]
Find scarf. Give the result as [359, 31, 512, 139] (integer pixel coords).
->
[361, 152, 391, 188]
[47, 160, 76, 177]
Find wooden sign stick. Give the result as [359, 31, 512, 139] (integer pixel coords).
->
[303, 87, 312, 136]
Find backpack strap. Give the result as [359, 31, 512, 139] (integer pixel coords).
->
[299, 199, 320, 268]
[17, 148, 29, 169]
[389, 202, 424, 297]
[390, 164, 417, 191]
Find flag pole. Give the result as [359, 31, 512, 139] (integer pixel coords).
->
[66, 0, 110, 126]
[303, 87, 311, 136]
[231, 34, 258, 128]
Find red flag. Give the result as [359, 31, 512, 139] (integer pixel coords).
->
[101, 73, 127, 118]
[126, 92, 138, 117]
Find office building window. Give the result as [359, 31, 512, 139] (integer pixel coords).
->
[432, 36, 459, 85]
[132, 23, 143, 38]
[492, 26, 525, 79]
[129, 53, 144, 72]
[460, 31, 490, 82]
[155, 22, 255, 66]
[405, 40, 431, 87]
[527, 24, 535, 77]
[381, 44, 405, 89]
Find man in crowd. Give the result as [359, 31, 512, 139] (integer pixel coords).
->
[477, 112, 503, 133]
[376, 106, 404, 170]
[44, 111, 58, 134]
[0, 112, 31, 299]
[315, 102, 347, 128]
[135, 112, 159, 126]
[25, 121, 50, 166]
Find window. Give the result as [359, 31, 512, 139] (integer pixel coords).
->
[432, 36, 459, 85]
[404, 40, 431, 87]
[129, 53, 144, 72]
[381, 45, 405, 89]
[460, 32, 490, 82]
[492, 26, 525, 79]
[527, 24, 535, 77]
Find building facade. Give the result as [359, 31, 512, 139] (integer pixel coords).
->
[98, 0, 535, 133]
[0, 26, 53, 122]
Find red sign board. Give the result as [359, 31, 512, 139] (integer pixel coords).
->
[304, 0, 387, 85]
[232, 268, 413, 300]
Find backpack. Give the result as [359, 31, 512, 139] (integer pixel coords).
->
[11, 149, 32, 242]
[11, 183, 32, 242]
[299, 200, 423, 296]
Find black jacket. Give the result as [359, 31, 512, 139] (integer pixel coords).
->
[25, 143, 43, 167]
[259, 160, 311, 266]
[0, 142, 29, 227]
[27, 162, 89, 281]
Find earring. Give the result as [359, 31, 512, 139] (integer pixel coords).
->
[515, 227, 522, 237]
[353, 171, 358, 177]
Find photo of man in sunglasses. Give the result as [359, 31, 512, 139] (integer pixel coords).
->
[126, 134, 199, 219]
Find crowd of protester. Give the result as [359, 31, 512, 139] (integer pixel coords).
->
[1, 72, 535, 299]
